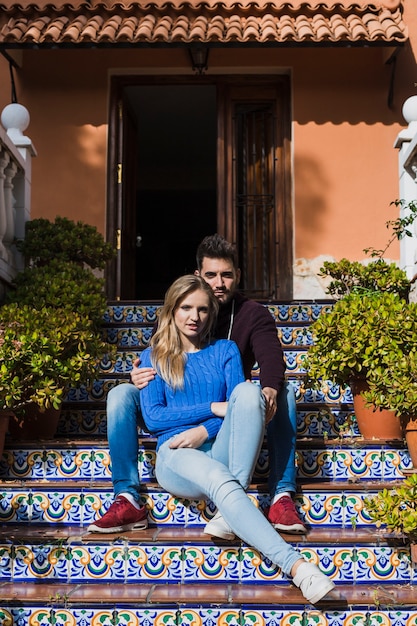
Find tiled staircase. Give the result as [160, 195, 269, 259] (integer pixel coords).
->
[1, 300, 417, 625]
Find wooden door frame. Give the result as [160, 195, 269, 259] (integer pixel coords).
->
[217, 75, 293, 299]
[106, 74, 293, 300]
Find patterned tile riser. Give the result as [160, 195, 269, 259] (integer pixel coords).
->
[0, 446, 411, 482]
[62, 378, 352, 405]
[103, 302, 333, 325]
[102, 326, 316, 349]
[5, 608, 417, 626]
[101, 350, 311, 376]
[0, 541, 414, 584]
[0, 488, 395, 528]
[57, 407, 357, 438]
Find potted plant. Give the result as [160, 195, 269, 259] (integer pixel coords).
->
[361, 346, 417, 467]
[304, 199, 417, 441]
[0, 216, 115, 439]
[364, 473, 417, 563]
[303, 290, 417, 439]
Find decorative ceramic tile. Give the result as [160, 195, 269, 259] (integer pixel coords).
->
[13, 543, 69, 581]
[0, 544, 13, 580]
[240, 546, 285, 583]
[31, 490, 83, 524]
[178, 608, 223, 626]
[344, 492, 374, 527]
[69, 544, 126, 581]
[300, 546, 354, 583]
[0, 490, 30, 522]
[241, 609, 305, 626]
[104, 304, 161, 324]
[57, 409, 108, 436]
[297, 449, 334, 480]
[127, 544, 182, 581]
[283, 350, 308, 374]
[147, 492, 189, 525]
[354, 546, 411, 583]
[113, 326, 154, 348]
[183, 545, 240, 582]
[302, 492, 344, 527]
[278, 326, 314, 347]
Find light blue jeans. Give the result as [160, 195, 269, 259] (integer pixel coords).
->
[155, 382, 301, 576]
[106, 380, 297, 501]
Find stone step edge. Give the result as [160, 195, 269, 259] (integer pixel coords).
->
[3, 435, 406, 450]
[0, 478, 406, 492]
[0, 581, 414, 609]
[0, 523, 404, 546]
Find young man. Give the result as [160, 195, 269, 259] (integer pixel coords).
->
[88, 234, 306, 536]
[194, 235, 306, 536]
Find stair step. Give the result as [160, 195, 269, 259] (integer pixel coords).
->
[0, 525, 413, 585]
[0, 478, 405, 530]
[1, 437, 411, 482]
[1, 298, 414, 622]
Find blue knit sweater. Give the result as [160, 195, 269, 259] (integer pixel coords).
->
[139, 339, 245, 449]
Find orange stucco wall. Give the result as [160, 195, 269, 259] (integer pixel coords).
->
[1, 1, 416, 260]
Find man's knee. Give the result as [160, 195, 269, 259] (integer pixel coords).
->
[107, 383, 141, 417]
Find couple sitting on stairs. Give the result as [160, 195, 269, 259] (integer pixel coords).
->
[88, 234, 336, 605]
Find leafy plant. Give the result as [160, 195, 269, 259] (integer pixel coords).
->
[7, 259, 107, 329]
[317, 199, 417, 301]
[318, 258, 410, 300]
[1, 216, 116, 417]
[15, 216, 114, 269]
[304, 291, 417, 390]
[0, 303, 107, 413]
[364, 474, 417, 539]
[364, 349, 417, 417]
[364, 199, 417, 260]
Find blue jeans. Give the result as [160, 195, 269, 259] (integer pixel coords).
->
[106, 380, 297, 501]
[155, 382, 301, 576]
[267, 381, 297, 497]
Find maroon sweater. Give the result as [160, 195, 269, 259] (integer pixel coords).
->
[215, 292, 286, 393]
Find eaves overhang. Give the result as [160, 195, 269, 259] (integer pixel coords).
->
[0, 0, 407, 47]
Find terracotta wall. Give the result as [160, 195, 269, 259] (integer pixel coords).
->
[2, 3, 417, 259]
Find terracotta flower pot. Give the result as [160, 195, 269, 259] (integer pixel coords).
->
[0, 411, 11, 457]
[351, 379, 403, 441]
[401, 415, 417, 470]
[9, 404, 61, 441]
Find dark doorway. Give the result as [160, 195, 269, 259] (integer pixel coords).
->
[125, 85, 217, 299]
[107, 75, 293, 301]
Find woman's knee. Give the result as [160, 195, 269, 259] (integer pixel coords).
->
[230, 382, 265, 411]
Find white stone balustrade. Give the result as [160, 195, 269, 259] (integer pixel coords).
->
[394, 95, 417, 282]
[0, 103, 36, 300]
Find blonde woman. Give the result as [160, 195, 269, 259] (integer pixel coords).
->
[139, 274, 335, 605]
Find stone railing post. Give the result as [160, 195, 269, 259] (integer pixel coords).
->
[0, 103, 36, 299]
[394, 96, 417, 280]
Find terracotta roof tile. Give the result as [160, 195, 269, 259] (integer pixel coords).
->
[0, 0, 407, 45]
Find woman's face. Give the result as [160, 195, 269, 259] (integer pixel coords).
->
[174, 289, 211, 350]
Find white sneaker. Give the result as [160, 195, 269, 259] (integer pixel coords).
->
[203, 511, 236, 541]
[292, 561, 336, 604]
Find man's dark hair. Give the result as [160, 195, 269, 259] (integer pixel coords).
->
[196, 234, 238, 271]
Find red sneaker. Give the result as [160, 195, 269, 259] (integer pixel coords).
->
[88, 495, 148, 533]
[267, 495, 307, 534]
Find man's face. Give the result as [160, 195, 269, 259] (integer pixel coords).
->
[196, 257, 241, 305]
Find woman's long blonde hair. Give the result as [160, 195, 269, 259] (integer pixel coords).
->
[150, 275, 219, 389]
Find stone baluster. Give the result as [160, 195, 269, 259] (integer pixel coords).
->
[4, 159, 18, 266]
[0, 150, 10, 261]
